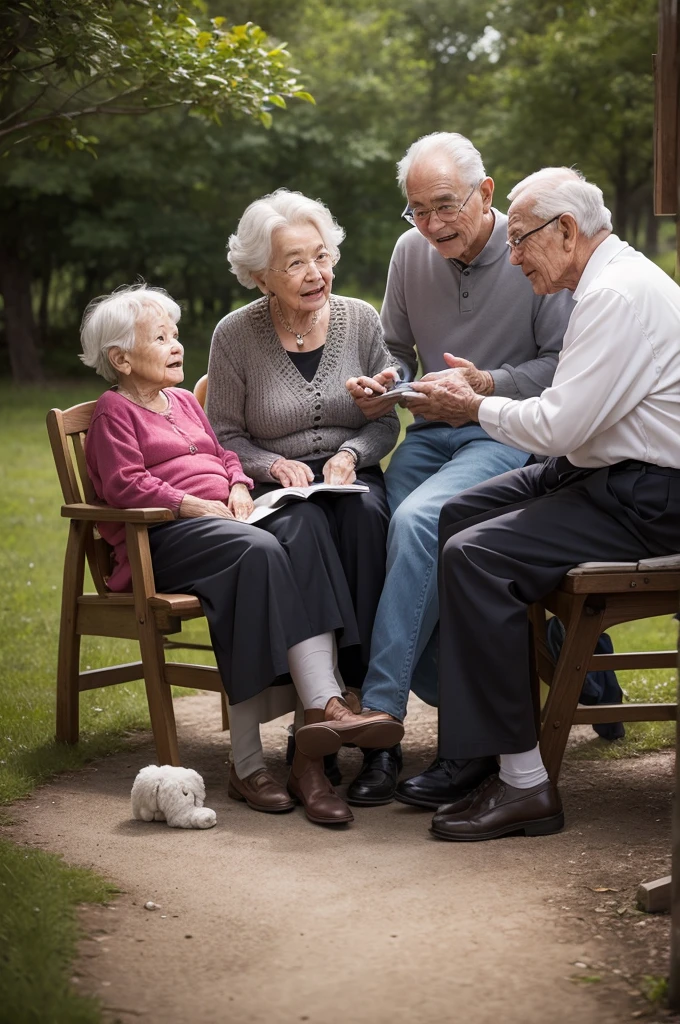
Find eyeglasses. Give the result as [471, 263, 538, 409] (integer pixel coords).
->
[401, 180, 482, 227]
[506, 214, 563, 250]
[268, 251, 338, 278]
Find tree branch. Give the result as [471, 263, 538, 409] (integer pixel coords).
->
[0, 101, 182, 139]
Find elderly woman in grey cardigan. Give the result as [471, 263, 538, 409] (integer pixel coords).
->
[206, 189, 401, 779]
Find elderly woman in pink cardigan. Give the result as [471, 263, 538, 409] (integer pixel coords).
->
[80, 284, 402, 828]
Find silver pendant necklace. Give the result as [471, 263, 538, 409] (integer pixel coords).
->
[164, 407, 198, 454]
[273, 296, 319, 347]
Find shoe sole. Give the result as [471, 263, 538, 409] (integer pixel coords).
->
[294, 720, 404, 758]
[227, 783, 296, 814]
[394, 790, 447, 810]
[430, 811, 565, 842]
[288, 793, 353, 825]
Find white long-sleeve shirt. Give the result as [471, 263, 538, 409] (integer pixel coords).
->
[478, 235, 680, 468]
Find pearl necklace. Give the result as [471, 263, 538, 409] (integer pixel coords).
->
[273, 297, 319, 347]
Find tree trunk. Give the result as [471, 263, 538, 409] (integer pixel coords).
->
[0, 246, 44, 382]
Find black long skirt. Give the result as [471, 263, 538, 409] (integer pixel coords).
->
[148, 501, 360, 705]
[252, 462, 390, 688]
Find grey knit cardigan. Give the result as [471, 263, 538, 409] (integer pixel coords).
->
[205, 295, 400, 482]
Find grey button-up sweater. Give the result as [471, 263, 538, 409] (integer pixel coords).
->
[382, 209, 574, 399]
[206, 295, 400, 482]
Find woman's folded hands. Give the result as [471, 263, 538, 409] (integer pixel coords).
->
[179, 485, 255, 522]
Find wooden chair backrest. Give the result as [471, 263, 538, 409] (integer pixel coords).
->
[46, 401, 113, 595]
[194, 374, 208, 409]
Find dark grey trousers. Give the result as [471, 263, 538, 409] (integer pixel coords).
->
[149, 501, 359, 705]
[437, 458, 680, 760]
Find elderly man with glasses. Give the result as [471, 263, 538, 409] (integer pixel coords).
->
[407, 166, 680, 841]
[344, 132, 573, 809]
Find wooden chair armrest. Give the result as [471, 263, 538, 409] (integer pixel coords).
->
[61, 503, 175, 523]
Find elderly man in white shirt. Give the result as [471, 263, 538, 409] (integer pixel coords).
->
[405, 167, 680, 842]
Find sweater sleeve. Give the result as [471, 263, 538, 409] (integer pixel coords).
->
[337, 308, 401, 466]
[206, 322, 285, 481]
[86, 410, 185, 513]
[176, 390, 254, 490]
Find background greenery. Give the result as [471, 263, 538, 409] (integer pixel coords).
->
[0, 0, 672, 383]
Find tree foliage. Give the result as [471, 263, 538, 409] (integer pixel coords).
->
[0, 0, 662, 383]
[0, 0, 312, 151]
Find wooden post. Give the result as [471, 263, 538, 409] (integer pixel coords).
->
[654, 2, 680, 1006]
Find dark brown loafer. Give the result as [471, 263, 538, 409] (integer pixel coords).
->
[227, 766, 296, 813]
[430, 776, 564, 842]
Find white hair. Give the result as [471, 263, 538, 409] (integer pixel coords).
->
[80, 284, 181, 383]
[508, 168, 612, 238]
[396, 132, 486, 196]
[227, 188, 345, 289]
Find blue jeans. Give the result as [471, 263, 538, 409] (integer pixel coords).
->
[361, 423, 528, 719]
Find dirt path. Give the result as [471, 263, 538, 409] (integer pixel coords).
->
[5, 694, 678, 1024]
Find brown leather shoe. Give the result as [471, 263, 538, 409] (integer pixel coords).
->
[227, 766, 296, 814]
[294, 697, 404, 757]
[287, 747, 353, 826]
[430, 776, 564, 842]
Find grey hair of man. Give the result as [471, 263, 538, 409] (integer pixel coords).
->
[508, 167, 612, 238]
[396, 132, 486, 196]
[227, 188, 346, 289]
[80, 284, 181, 383]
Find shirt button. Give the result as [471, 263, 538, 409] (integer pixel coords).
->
[463, 269, 470, 276]
[462, 291, 469, 298]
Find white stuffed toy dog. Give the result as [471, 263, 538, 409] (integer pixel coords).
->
[131, 765, 216, 829]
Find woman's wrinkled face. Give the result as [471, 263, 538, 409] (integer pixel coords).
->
[112, 306, 184, 388]
[259, 223, 334, 315]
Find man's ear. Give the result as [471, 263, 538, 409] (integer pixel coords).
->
[108, 346, 131, 376]
[480, 176, 495, 213]
[560, 213, 579, 251]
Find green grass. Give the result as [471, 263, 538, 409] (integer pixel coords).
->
[0, 839, 116, 1024]
[568, 615, 678, 761]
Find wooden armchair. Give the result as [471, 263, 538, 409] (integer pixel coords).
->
[46, 400, 227, 767]
[531, 556, 680, 783]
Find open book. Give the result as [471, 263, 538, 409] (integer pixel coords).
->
[246, 482, 370, 525]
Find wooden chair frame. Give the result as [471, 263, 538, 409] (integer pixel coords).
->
[531, 559, 680, 783]
[47, 399, 229, 767]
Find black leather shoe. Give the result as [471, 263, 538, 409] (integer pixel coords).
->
[346, 745, 403, 806]
[394, 756, 498, 810]
[286, 727, 341, 785]
[431, 775, 564, 842]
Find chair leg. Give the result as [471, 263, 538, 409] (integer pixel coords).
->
[540, 598, 606, 785]
[138, 622, 180, 766]
[56, 520, 85, 744]
[220, 691, 230, 731]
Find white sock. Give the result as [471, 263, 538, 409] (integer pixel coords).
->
[287, 632, 343, 710]
[498, 744, 549, 789]
[227, 694, 266, 779]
